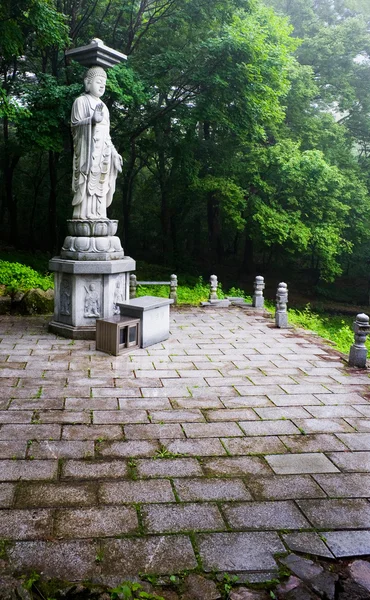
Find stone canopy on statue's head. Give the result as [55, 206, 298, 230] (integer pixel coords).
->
[65, 38, 127, 69]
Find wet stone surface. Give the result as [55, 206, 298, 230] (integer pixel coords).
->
[1, 308, 370, 591]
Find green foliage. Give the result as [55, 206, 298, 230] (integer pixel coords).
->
[0, 538, 11, 560]
[22, 570, 41, 591]
[110, 581, 164, 600]
[288, 304, 362, 354]
[0, 260, 53, 294]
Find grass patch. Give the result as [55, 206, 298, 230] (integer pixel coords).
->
[136, 277, 252, 306]
[0, 260, 53, 295]
[287, 304, 365, 355]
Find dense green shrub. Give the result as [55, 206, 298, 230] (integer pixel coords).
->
[0, 260, 54, 294]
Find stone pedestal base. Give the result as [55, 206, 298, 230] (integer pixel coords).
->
[61, 219, 124, 261]
[349, 344, 367, 368]
[275, 311, 288, 328]
[49, 256, 135, 339]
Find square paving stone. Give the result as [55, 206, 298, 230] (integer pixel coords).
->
[315, 393, 369, 405]
[267, 394, 323, 406]
[38, 411, 90, 424]
[15, 482, 97, 507]
[254, 407, 313, 420]
[247, 475, 327, 501]
[54, 506, 138, 538]
[239, 420, 300, 436]
[292, 419, 355, 434]
[149, 409, 205, 422]
[97, 440, 159, 457]
[119, 398, 172, 410]
[141, 503, 225, 533]
[335, 433, 370, 450]
[313, 473, 370, 498]
[61, 459, 128, 479]
[30, 440, 95, 459]
[345, 418, 370, 432]
[282, 532, 334, 558]
[65, 398, 118, 410]
[172, 398, 223, 409]
[124, 423, 185, 439]
[202, 456, 272, 477]
[265, 453, 339, 474]
[62, 425, 123, 440]
[224, 500, 310, 530]
[100, 535, 197, 576]
[297, 499, 370, 528]
[279, 434, 347, 453]
[173, 478, 251, 501]
[204, 409, 259, 421]
[136, 458, 203, 478]
[222, 436, 288, 455]
[141, 387, 191, 398]
[0, 483, 15, 507]
[99, 479, 175, 504]
[0, 460, 58, 481]
[221, 396, 273, 408]
[0, 441, 28, 459]
[0, 508, 53, 539]
[93, 410, 149, 424]
[0, 424, 61, 440]
[10, 398, 64, 410]
[0, 410, 33, 423]
[304, 406, 364, 418]
[164, 438, 226, 456]
[197, 532, 285, 572]
[327, 451, 370, 472]
[321, 530, 370, 557]
[234, 385, 289, 397]
[8, 540, 99, 580]
[280, 384, 330, 395]
[356, 405, 370, 417]
[182, 422, 243, 438]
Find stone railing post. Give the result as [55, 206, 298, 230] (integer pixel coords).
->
[349, 313, 370, 368]
[253, 276, 265, 308]
[209, 275, 218, 301]
[129, 274, 137, 299]
[275, 282, 288, 328]
[170, 274, 178, 304]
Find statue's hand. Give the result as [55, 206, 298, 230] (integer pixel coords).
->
[114, 152, 123, 172]
[93, 103, 104, 123]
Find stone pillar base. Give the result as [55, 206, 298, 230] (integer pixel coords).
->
[49, 256, 135, 339]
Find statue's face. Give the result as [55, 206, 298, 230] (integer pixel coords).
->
[87, 76, 106, 98]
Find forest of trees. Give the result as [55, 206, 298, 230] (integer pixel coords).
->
[1, 0, 370, 295]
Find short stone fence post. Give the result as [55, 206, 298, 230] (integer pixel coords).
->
[253, 276, 265, 308]
[349, 313, 370, 368]
[129, 274, 137, 299]
[275, 282, 288, 328]
[170, 274, 178, 304]
[209, 275, 218, 301]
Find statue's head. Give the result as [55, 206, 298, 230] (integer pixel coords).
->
[84, 66, 107, 97]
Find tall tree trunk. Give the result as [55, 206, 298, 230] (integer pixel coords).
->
[154, 122, 172, 257]
[3, 116, 20, 245]
[48, 150, 59, 252]
[207, 191, 223, 266]
[243, 233, 254, 273]
[121, 139, 137, 253]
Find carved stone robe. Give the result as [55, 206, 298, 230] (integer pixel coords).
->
[71, 93, 120, 219]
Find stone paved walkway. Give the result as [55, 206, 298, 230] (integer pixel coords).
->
[0, 306, 370, 586]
